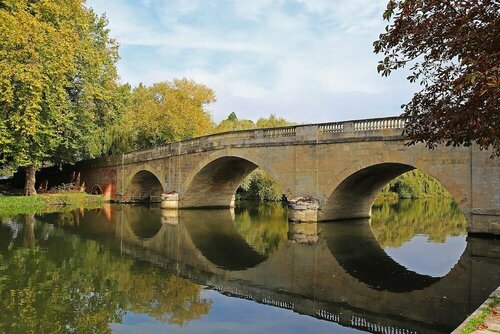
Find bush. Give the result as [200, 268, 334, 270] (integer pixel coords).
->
[237, 169, 283, 202]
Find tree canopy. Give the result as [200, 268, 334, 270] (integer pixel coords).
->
[109, 79, 216, 153]
[0, 0, 125, 194]
[374, 0, 499, 156]
[214, 113, 294, 133]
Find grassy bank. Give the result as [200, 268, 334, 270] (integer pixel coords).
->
[0, 193, 104, 216]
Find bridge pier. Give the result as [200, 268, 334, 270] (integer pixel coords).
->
[287, 197, 319, 222]
[469, 210, 500, 235]
[160, 192, 179, 209]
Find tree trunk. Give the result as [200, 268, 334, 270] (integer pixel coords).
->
[24, 165, 37, 196]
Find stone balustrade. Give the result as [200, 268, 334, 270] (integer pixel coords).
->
[115, 116, 408, 166]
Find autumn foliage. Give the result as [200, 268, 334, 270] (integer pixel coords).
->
[374, 0, 499, 156]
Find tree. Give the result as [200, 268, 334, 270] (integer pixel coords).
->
[0, 0, 123, 195]
[111, 79, 216, 152]
[213, 113, 256, 133]
[374, 0, 499, 156]
[214, 113, 294, 133]
[256, 114, 295, 128]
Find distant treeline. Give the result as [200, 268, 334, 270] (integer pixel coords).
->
[237, 169, 452, 202]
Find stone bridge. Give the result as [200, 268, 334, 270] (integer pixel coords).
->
[43, 116, 499, 234]
[44, 206, 500, 334]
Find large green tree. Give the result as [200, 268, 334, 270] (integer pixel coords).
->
[110, 79, 216, 153]
[0, 0, 124, 195]
[374, 0, 499, 156]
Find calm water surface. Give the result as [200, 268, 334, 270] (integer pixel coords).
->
[0, 199, 499, 333]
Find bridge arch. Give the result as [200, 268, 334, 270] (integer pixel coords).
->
[320, 158, 468, 221]
[124, 169, 165, 203]
[180, 153, 290, 208]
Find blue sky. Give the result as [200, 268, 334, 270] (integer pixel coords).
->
[87, 0, 417, 123]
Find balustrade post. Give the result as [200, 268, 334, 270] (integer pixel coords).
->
[344, 121, 355, 132]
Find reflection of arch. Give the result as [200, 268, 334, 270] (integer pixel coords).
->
[181, 155, 286, 208]
[181, 209, 268, 270]
[91, 185, 102, 195]
[125, 170, 164, 203]
[320, 219, 441, 292]
[321, 162, 467, 221]
[125, 206, 163, 240]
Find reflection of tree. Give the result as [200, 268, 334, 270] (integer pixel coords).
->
[0, 221, 211, 333]
[233, 202, 288, 256]
[371, 199, 466, 248]
[118, 268, 211, 326]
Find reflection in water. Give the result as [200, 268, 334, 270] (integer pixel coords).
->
[233, 202, 288, 256]
[182, 209, 269, 270]
[371, 199, 467, 277]
[321, 219, 440, 292]
[371, 198, 467, 247]
[0, 220, 211, 333]
[0, 200, 498, 334]
[126, 205, 163, 239]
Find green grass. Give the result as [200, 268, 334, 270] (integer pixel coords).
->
[460, 296, 500, 334]
[0, 192, 104, 215]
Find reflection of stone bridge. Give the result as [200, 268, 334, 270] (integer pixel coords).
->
[67, 206, 500, 334]
[43, 117, 498, 234]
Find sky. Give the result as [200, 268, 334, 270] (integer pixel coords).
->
[86, 0, 417, 123]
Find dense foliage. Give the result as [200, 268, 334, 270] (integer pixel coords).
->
[0, 0, 126, 194]
[237, 169, 284, 202]
[109, 79, 216, 153]
[381, 170, 452, 199]
[375, 0, 499, 156]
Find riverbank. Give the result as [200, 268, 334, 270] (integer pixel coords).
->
[0, 193, 104, 215]
[452, 286, 500, 334]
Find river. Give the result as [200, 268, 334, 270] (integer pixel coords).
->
[0, 199, 498, 333]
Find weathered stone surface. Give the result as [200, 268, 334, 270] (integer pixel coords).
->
[288, 197, 319, 222]
[161, 192, 179, 209]
[54, 117, 499, 234]
[483, 317, 500, 332]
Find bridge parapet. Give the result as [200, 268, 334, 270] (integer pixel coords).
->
[118, 116, 407, 165]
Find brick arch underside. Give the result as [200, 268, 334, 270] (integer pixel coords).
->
[124, 170, 164, 203]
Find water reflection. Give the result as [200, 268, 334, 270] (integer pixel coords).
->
[0, 200, 498, 334]
[371, 198, 467, 246]
[371, 199, 467, 277]
[126, 205, 163, 239]
[233, 202, 289, 255]
[321, 219, 440, 292]
[0, 218, 211, 333]
[181, 209, 269, 270]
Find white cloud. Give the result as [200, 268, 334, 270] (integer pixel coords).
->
[87, 0, 415, 123]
